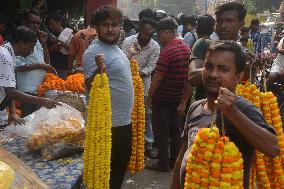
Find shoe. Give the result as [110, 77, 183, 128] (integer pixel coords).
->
[145, 149, 157, 159]
[145, 163, 170, 172]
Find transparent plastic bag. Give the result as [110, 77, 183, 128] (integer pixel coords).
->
[4, 103, 85, 160]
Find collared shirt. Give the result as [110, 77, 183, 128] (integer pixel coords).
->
[250, 30, 263, 54]
[271, 38, 284, 73]
[83, 39, 134, 127]
[0, 42, 16, 104]
[15, 40, 46, 94]
[183, 30, 198, 48]
[153, 38, 190, 103]
[122, 34, 160, 95]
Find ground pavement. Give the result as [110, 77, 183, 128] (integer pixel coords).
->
[122, 157, 172, 189]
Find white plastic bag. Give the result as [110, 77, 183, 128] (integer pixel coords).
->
[4, 103, 85, 160]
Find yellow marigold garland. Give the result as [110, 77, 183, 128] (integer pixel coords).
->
[83, 73, 112, 189]
[184, 127, 244, 189]
[128, 59, 145, 173]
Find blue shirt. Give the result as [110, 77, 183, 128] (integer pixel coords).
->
[15, 40, 46, 94]
[83, 40, 134, 127]
[250, 31, 263, 54]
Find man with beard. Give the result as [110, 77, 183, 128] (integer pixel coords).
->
[171, 41, 279, 189]
[83, 5, 135, 189]
[122, 18, 160, 159]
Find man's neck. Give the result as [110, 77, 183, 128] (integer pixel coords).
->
[204, 95, 217, 113]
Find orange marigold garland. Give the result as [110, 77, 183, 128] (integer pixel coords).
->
[236, 82, 284, 189]
[184, 127, 244, 189]
[128, 59, 145, 173]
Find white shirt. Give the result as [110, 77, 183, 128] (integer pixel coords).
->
[0, 42, 16, 103]
[122, 34, 160, 95]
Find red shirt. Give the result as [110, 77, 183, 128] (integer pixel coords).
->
[0, 35, 4, 46]
[153, 38, 191, 103]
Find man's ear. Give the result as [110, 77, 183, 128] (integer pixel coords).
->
[236, 71, 244, 84]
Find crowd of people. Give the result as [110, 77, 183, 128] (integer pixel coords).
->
[0, 1, 284, 189]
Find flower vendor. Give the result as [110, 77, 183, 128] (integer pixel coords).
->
[171, 41, 279, 189]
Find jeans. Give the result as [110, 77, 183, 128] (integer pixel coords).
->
[152, 100, 182, 168]
[144, 96, 154, 150]
[110, 124, 132, 189]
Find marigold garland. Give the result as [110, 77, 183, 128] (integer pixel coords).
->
[236, 82, 284, 189]
[184, 127, 244, 189]
[37, 73, 85, 96]
[128, 59, 145, 173]
[82, 73, 112, 189]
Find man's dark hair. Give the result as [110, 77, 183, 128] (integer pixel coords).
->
[184, 16, 197, 27]
[139, 18, 157, 29]
[196, 14, 215, 36]
[47, 11, 61, 22]
[0, 13, 7, 25]
[179, 14, 186, 25]
[250, 19, 259, 26]
[10, 26, 37, 44]
[215, 1, 247, 21]
[208, 41, 246, 73]
[123, 18, 135, 28]
[91, 5, 123, 26]
[139, 8, 156, 21]
[22, 9, 41, 21]
[240, 27, 250, 33]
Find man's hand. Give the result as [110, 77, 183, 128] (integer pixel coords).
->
[40, 64, 57, 74]
[95, 54, 106, 73]
[8, 113, 25, 125]
[38, 31, 48, 44]
[40, 98, 60, 109]
[214, 87, 238, 117]
[177, 102, 186, 117]
[127, 43, 141, 59]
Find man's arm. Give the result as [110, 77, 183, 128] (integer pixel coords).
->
[15, 64, 56, 74]
[140, 46, 160, 77]
[170, 143, 188, 189]
[215, 88, 280, 158]
[38, 31, 50, 64]
[177, 82, 193, 117]
[188, 59, 204, 87]
[147, 72, 164, 106]
[4, 87, 58, 109]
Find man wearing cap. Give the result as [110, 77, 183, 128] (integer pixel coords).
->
[147, 17, 191, 171]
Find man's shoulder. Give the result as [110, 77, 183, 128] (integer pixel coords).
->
[123, 35, 137, 44]
[149, 39, 160, 49]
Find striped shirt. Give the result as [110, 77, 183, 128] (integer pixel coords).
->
[153, 38, 190, 103]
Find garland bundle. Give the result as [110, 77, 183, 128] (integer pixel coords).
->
[184, 127, 244, 189]
[128, 59, 145, 173]
[236, 82, 284, 189]
[82, 73, 112, 189]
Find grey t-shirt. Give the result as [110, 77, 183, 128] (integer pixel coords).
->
[180, 96, 276, 189]
[83, 39, 134, 127]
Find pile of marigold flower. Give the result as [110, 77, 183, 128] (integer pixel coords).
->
[128, 60, 145, 173]
[65, 73, 85, 93]
[37, 73, 85, 96]
[236, 81, 284, 189]
[184, 127, 244, 188]
[82, 73, 112, 189]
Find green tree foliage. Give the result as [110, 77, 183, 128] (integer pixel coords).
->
[246, 0, 282, 14]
